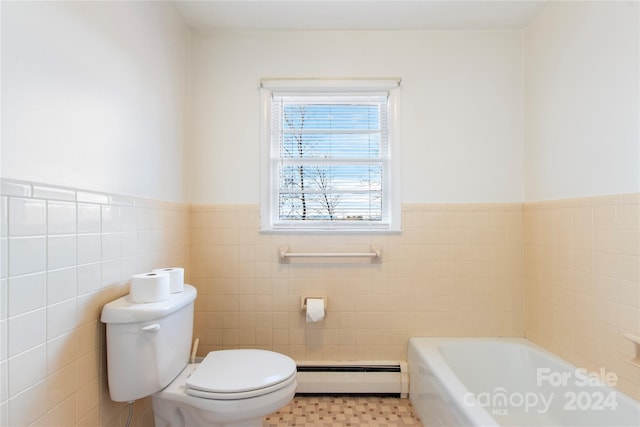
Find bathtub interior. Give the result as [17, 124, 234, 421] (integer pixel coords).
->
[410, 338, 640, 427]
[438, 341, 543, 394]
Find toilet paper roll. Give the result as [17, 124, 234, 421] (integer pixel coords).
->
[305, 298, 325, 323]
[152, 267, 184, 293]
[129, 272, 170, 303]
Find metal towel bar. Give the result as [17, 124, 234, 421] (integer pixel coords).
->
[279, 246, 381, 262]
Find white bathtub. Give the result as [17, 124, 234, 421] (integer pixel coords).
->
[409, 338, 640, 427]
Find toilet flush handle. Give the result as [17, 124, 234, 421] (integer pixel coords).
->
[141, 324, 160, 333]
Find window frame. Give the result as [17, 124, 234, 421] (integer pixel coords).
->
[260, 78, 401, 233]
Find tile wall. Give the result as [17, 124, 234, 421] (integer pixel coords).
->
[0, 179, 190, 427]
[189, 203, 525, 361]
[525, 193, 640, 400]
[2, 184, 636, 427]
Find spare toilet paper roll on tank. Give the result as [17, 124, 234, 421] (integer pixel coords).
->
[305, 298, 325, 323]
[129, 272, 170, 303]
[152, 267, 184, 293]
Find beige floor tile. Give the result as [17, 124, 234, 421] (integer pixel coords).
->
[264, 396, 422, 426]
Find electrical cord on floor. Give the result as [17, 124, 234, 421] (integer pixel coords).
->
[125, 401, 134, 427]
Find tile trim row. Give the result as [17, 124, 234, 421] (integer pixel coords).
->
[1, 178, 187, 210]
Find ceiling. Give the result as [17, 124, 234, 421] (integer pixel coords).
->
[174, 0, 547, 31]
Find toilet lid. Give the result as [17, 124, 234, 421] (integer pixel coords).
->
[186, 349, 296, 395]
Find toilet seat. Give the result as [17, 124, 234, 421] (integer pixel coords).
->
[186, 373, 296, 400]
[185, 349, 297, 400]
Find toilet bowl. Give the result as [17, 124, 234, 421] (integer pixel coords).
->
[152, 349, 297, 427]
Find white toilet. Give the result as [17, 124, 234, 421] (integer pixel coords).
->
[101, 284, 297, 427]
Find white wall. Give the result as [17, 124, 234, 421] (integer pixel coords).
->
[1, 1, 191, 202]
[190, 30, 523, 204]
[524, 1, 640, 201]
[4, 1, 636, 206]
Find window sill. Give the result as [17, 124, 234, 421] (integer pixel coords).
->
[259, 227, 402, 234]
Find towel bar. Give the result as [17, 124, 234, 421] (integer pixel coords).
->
[279, 246, 381, 262]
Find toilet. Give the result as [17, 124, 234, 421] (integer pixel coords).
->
[100, 284, 297, 427]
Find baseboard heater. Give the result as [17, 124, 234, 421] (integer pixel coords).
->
[295, 361, 409, 398]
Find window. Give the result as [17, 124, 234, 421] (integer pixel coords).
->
[260, 79, 401, 232]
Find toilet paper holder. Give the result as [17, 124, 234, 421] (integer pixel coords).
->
[301, 296, 327, 311]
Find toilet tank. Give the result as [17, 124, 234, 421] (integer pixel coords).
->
[101, 284, 197, 402]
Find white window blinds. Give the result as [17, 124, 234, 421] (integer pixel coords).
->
[272, 93, 388, 225]
[260, 79, 400, 232]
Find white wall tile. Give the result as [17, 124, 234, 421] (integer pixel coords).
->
[137, 207, 153, 231]
[0, 402, 6, 427]
[0, 359, 7, 402]
[1, 197, 7, 238]
[77, 203, 101, 234]
[109, 195, 136, 206]
[0, 319, 6, 360]
[77, 234, 100, 265]
[8, 237, 46, 277]
[46, 299, 77, 340]
[138, 230, 154, 254]
[33, 184, 76, 202]
[120, 206, 138, 232]
[8, 344, 45, 397]
[76, 263, 101, 296]
[47, 235, 77, 270]
[8, 273, 46, 317]
[121, 256, 138, 281]
[47, 201, 76, 235]
[8, 198, 46, 237]
[47, 267, 77, 305]
[1, 239, 7, 279]
[0, 181, 31, 198]
[8, 309, 46, 357]
[101, 205, 121, 233]
[101, 233, 121, 261]
[101, 259, 122, 287]
[76, 191, 108, 205]
[0, 279, 6, 321]
[121, 232, 138, 257]
[32, 185, 75, 202]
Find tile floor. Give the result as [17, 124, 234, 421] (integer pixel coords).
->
[263, 395, 422, 426]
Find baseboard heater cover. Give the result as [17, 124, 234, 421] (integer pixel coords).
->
[295, 361, 409, 398]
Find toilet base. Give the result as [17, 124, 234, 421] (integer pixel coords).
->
[153, 400, 263, 427]
[152, 364, 296, 427]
